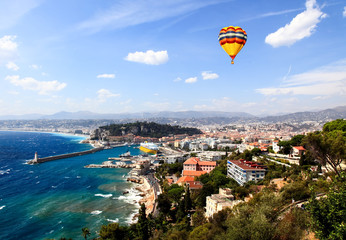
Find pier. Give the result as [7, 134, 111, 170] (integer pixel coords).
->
[27, 147, 104, 164]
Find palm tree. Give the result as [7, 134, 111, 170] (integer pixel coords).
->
[82, 227, 91, 240]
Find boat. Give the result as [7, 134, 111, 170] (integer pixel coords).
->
[139, 142, 159, 155]
[119, 150, 132, 158]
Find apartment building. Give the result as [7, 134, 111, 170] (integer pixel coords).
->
[227, 159, 266, 185]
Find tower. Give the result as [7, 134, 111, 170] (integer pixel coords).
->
[33, 152, 38, 163]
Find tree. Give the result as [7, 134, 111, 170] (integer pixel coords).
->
[251, 147, 261, 156]
[99, 223, 129, 240]
[82, 227, 91, 240]
[137, 204, 149, 240]
[303, 121, 345, 177]
[184, 187, 192, 212]
[289, 134, 305, 147]
[307, 173, 346, 240]
[278, 141, 292, 154]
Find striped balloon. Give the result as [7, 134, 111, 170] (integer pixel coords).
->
[218, 26, 247, 64]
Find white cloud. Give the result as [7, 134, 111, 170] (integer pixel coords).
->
[6, 75, 66, 95]
[77, 0, 224, 33]
[201, 71, 219, 80]
[265, 0, 327, 47]
[0, 35, 17, 51]
[125, 50, 168, 65]
[185, 77, 197, 83]
[256, 59, 346, 96]
[6, 61, 19, 71]
[343, 6, 346, 17]
[173, 77, 182, 82]
[97, 73, 115, 79]
[0, 35, 18, 63]
[97, 89, 120, 102]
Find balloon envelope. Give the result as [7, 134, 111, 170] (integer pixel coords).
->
[218, 26, 247, 64]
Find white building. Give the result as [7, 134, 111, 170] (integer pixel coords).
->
[227, 160, 266, 185]
[206, 188, 242, 218]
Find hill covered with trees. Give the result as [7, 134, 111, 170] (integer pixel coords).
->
[98, 121, 202, 138]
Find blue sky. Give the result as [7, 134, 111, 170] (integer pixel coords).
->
[0, 0, 345, 116]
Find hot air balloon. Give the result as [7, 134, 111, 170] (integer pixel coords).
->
[218, 26, 247, 64]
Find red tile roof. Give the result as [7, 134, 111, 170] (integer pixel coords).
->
[293, 146, 306, 151]
[198, 161, 217, 166]
[229, 160, 266, 171]
[187, 181, 203, 189]
[177, 176, 195, 184]
[184, 157, 200, 165]
[183, 170, 207, 177]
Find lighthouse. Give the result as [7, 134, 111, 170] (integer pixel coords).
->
[33, 152, 38, 163]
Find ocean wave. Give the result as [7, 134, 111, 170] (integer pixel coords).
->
[0, 205, 5, 210]
[107, 218, 119, 223]
[0, 169, 10, 175]
[91, 210, 102, 215]
[95, 193, 113, 198]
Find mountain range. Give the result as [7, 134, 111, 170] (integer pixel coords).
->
[0, 106, 345, 123]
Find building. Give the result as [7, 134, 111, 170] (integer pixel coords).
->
[183, 157, 217, 174]
[205, 188, 242, 218]
[272, 140, 280, 153]
[176, 176, 203, 190]
[227, 159, 266, 185]
[291, 146, 306, 157]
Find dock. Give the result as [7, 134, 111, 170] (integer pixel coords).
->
[27, 147, 104, 164]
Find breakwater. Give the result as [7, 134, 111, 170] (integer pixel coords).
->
[27, 147, 104, 164]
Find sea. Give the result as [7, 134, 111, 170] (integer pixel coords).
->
[0, 131, 142, 240]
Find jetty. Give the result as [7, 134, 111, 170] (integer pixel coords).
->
[27, 147, 104, 164]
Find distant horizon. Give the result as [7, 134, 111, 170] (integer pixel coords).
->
[0, 105, 344, 119]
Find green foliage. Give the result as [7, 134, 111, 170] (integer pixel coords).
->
[278, 140, 292, 154]
[167, 184, 184, 203]
[81, 227, 90, 240]
[191, 207, 207, 227]
[184, 187, 192, 212]
[188, 223, 220, 240]
[289, 134, 305, 147]
[251, 147, 262, 156]
[100, 121, 202, 138]
[280, 181, 311, 202]
[217, 203, 276, 240]
[307, 173, 346, 240]
[137, 204, 149, 240]
[274, 208, 310, 240]
[303, 120, 346, 177]
[99, 223, 130, 240]
[323, 119, 346, 132]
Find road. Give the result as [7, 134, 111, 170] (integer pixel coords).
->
[144, 173, 161, 217]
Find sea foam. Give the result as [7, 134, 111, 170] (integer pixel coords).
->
[107, 218, 119, 223]
[95, 193, 113, 198]
[91, 210, 102, 215]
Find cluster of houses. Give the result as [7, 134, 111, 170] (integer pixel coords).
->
[163, 156, 269, 219]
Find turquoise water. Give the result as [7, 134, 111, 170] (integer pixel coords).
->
[0, 131, 142, 240]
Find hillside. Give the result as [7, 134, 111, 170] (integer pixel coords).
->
[95, 121, 202, 139]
